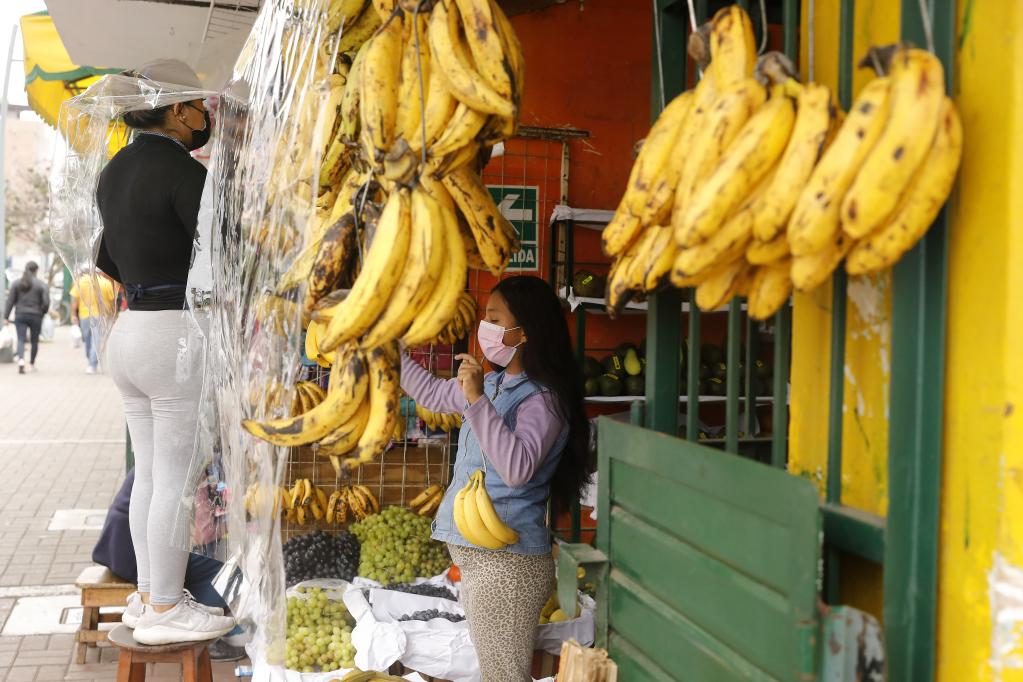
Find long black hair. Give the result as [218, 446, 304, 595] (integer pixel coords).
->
[491, 276, 593, 512]
[18, 261, 38, 293]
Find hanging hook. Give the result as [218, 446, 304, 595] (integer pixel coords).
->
[651, 0, 666, 111]
[758, 0, 769, 55]
[916, 0, 936, 54]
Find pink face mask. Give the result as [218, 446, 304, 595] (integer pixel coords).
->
[478, 320, 523, 367]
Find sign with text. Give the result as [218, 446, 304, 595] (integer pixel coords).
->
[487, 184, 539, 272]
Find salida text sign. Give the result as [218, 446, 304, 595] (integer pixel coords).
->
[487, 184, 539, 271]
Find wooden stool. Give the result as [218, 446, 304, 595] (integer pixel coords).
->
[108, 625, 215, 682]
[75, 565, 136, 664]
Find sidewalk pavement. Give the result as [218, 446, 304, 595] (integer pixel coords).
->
[0, 324, 244, 681]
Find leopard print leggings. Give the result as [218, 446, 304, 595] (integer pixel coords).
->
[447, 544, 555, 682]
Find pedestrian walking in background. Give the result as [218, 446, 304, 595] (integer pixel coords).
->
[3, 261, 50, 374]
[71, 272, 117, 374]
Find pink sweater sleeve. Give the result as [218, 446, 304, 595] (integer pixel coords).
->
[464, 392, 567, 488]
[399, 354, 464, 414]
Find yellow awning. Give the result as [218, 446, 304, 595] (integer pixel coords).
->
[20, 11, 128, 154]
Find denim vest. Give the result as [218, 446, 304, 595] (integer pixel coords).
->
[431, 371, 567, 555]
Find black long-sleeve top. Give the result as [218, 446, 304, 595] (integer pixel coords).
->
[95, 134, 206, 310]
[4, 278, 49, 319]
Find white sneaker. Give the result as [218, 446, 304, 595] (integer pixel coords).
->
[122, 591, 145, 629]
[85, 366, 96, 375]
[183, 589, 225, 616]
[133, 595, 236, 646]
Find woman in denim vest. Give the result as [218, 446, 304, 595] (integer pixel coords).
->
[401, 276, 592, 681]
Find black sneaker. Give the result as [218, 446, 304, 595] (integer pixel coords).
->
[208, 638, 247, 662]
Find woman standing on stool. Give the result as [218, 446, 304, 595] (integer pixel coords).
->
[95, 59, 234, 646]
[3, 261, 49, 374]
[400, 275, 592, 681]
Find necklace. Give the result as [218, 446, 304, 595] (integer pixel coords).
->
[138, 130, 187, 150]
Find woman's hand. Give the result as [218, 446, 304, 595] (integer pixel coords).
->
[455, 353, 485, 405]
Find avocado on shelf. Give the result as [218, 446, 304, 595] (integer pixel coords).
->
[573, 270, 604, 298]
[712, 361, 727, 380]
[623, 348, 642, 376]
[701, 343, 724, 366]
[754, 358, 773, 381]
[699, 363, 712, 381]
[584, 377, 601, 397]
[706, 377, 726, 396]
[583, 356, 603, 380]
[599, 373, 624, 397]
[624, 375, 645, 396]
[602, 353, 627, 379]
[638, 338, 647, 357]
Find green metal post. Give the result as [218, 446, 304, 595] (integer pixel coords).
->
[744, 313, 757, 439]
[645, 291, 681, 435]
[782, 0, 799, 65]
[771, 304, 790, 468]
[644, 0, 688, 436]
[725, 299, 742, 453]
[823, 0, 856, 606]
[884, 2, 956, 679]
[686, 292, 701, 441]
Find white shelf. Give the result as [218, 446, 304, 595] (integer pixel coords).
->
[549, 204, 614, 229]
[585, 395, 777, 404]
[559, 287, 734, 315]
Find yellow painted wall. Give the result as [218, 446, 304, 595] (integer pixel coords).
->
[937, 0, 1023, 678]
[790, 0, 897, 519]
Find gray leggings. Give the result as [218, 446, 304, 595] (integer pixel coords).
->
[107, 310, 205, 605]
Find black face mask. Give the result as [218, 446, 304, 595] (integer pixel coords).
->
[183, 103, 211, 151]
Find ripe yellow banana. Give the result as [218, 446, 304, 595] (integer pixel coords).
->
[318, 188, 412, 351]
[791, 231, 854, 292]
[327, 0, 369, 34]
[489, 0, 524, 106]
[327, 490, 341, 522]
[457, 475, 504, 549]
[846, 97, 961, 275]
[672, 78, 767, 244]
[615, 89, 694, 224]
[362, 185, 445, 347]
[472, 470, 518, 545]
[345, 344, 401, 467]
[337, 3, 383, 54]
[395, 11, 431, 144]
[747, 260, 793, 320]
[431, 102, 488, 158]
[360, 11, 403, 162]
[407, 44, 457, 153]
[707, 5, 757, 89]
[621, 225, 660, 293]
[442, 165, 515, 276]
[355, 484, 380, 513]
[678, 88, 796, 247]
[316, 75, 350, 187]
[788, 77, 891, 256]
[453, 0, 513, 101]
[402, 179, 467, 346]
[410, 484, 443, 508]
[605, 241, 641, 315]
[746, 233, 790, 265]
[601, 212, 643, 259]
[841, 48, 946, 239]
[316, 396, 371, 453]
[370, 0, 395, 22]
[242, 348, 368, 446]
[750, 82, 834, 242]
[695, 258, 750, 311]
[428, 0, 516, 118]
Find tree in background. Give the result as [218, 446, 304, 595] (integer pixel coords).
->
[5, 165, 60, 285]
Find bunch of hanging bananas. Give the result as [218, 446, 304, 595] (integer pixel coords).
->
[242, 482, 297, 519]
[430, 292, 478, 345]
[327, 484, 381, 524]
[408, 483, 445, 517]
[601, 5, 961, 321]
[285, 479, 332, 525]
[248, 0, 525, 473]
[243, 342, 402, 474]
[453, 469, 518, 549]
[416, 403, 463, 432]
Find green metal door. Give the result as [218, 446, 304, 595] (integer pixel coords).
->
[593, 419, 820, 680]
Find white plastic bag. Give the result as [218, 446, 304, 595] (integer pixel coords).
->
[533, 593, 596, 655]
[41, 314, 55, 342]
[71, 324, 82, 349]
[0, 325, 12, 349]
